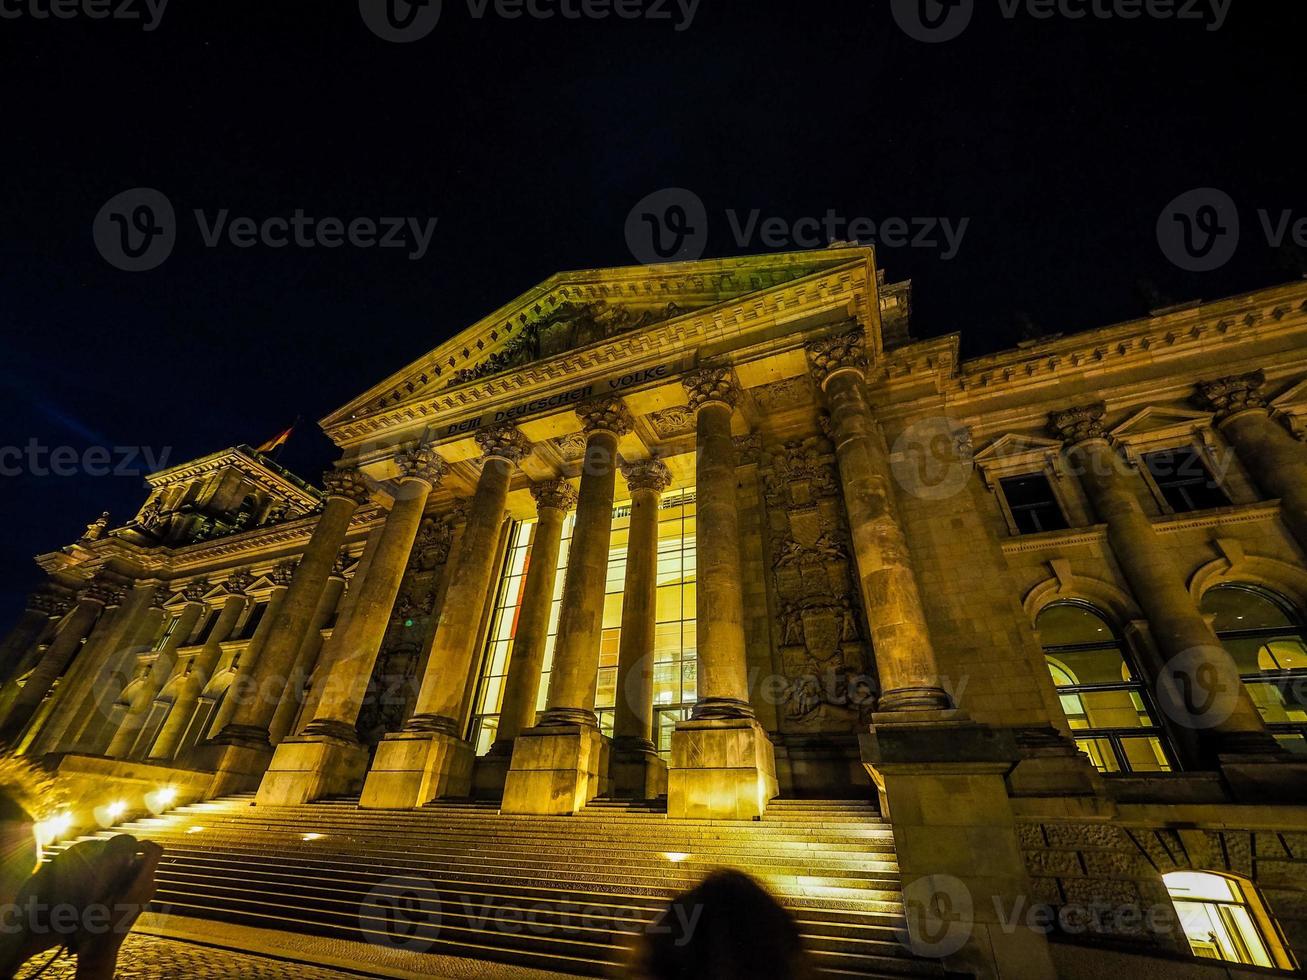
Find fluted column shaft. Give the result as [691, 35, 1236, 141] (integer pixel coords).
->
[691, 398, 753, 718]
[0, 593, 105, 742]
[149, 592, 247, 760]
[541, 430, 622, 727]
[267, 574, 346, 746]
[493, 483, 576, 749]
[824, 368, 950, 711]
[1218, 409, 1307, 552]
[1069, 435, 1268, 753]
[106, 600, 205, 758]
[304, 472, 438, 739]
[613, 465, 670, 746]
[216, 484, 364, 747]
[407, 458, 516, 733]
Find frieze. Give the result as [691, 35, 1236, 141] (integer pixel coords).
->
[647, 406, 695, 439]
[549, 432, 589, 462]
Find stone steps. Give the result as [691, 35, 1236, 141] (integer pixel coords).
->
[49, 794, 944, 979]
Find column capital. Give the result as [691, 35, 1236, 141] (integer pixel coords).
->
[530, 478, 579, 514]
[394, 447, 447, 487]
[1194, 370, 1268, 419]
[805, 326, 868, 389]
[149, 584, 173, 609]
[332, 549, 351, 579]
[182, 578, 211, 604]
[271, 558, 299, 587]
[82, 579, 124, 607]
[225, 568, 255, 595]
[1049, 402, 1108, 445]
[29, 588, 72, 618]
[620, 458, 673, 495]
[322, 467, 372, 504]
[475, 424, 533, 465]
[683, 367, 740, 413]
[576, 396, 634, 437]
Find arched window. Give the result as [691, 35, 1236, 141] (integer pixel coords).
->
[1201, 584, 1307, 754]
[1163, 871, 1293, 969]
[1037, 602, 1172, 773]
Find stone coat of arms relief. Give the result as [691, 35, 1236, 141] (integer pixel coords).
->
[761, 437, 877, 732]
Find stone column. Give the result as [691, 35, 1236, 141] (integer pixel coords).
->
[0, 580, 114, 743]
[492, 481, 578, 751]
[666, 369, 777, 820]
[148, 574, 251, 761]
[0, 589, 67, 685]
[105, 584, 208, 758]
[1051, 404, 1285, 778]
[204, 469, 371, 795]
[29, 584, 157, 755]
[808, 329, 952, 713]
[1196, 370, 1307, 553]
[503, 398, 632, 815]
[609, 459, 671, 800]
[363, 425, 531, 808]
[258, 448, 445, 806]
[267, 571, 348, 747]
[206, 562, 295, 737]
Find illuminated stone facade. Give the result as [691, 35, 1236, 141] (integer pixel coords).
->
[4, 247, 1307, 976]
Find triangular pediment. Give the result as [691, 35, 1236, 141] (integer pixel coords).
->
[322, 249, 874, 432]
[1109, 405, 1212, 438]
[974, 433, 1064, 463]
[1271, 377, 1307, 410]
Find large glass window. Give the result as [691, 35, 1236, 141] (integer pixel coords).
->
[1164, 872, 1282, 968]
[1037, 602, 1172, 773]
[467, 489, 697, 758]
[1201, 584, 1307, 755]
[1000, 473, 1068, 535]
[1144, 448, 1230, 513]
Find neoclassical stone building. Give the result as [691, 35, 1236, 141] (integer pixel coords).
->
[3, 247, 1306, 977]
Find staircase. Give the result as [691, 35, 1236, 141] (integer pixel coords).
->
[53, 795, 944, 978]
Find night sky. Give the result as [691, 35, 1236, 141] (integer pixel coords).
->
[1, 0, 1302, 626]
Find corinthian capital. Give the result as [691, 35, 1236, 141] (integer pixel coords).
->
[149, 584, 173, 609]
[322, 467, 372, 504]
[1049, 403, 1107, 445]
[805, 327, 868, 388]
[475, 424, 533, 465]
[1194, 370, 1268, 417]
[271, 558, 299, 586]
[182, 579, 211, 603]
[575, 396, 634, 437]
[620, 458, 673, 495]
[29, 588, 72, 618]
[683, 368, 740, 413]
[394, 447, 447, 486]
[225, 568, 255, 595]
[531, 478, 579, 514]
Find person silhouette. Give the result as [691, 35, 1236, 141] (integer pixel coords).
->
[629, 869, 814, 980]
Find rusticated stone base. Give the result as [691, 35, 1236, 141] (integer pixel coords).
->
[359, 730, 475, 808]
[255, 734, 369, 806]
[666, 717, 777, 820]
[501, 723, 607, 815]
[609, 739, 668, 800]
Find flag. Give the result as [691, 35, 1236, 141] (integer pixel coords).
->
[257, 422, 295, 455]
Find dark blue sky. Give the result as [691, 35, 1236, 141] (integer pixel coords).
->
[1, 0, 1302, 625]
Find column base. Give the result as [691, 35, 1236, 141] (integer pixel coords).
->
[359, 730, 475, 808]
[609, 736, 668, 800]
[666, 717, 777, 820]
[501, 723, 608, 815]
[254, 733, 369, 806]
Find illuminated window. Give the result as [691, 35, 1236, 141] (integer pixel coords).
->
[1037, 602, 1172, 773]
[1202, 584, 1307, 755]
[1164, 872, 1287, 968]
[467, 489, 697, 758]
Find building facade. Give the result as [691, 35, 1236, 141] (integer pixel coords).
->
[2, 247, 1307, 976]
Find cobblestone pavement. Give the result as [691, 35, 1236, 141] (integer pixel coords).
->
[19, 934, 367, 979]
